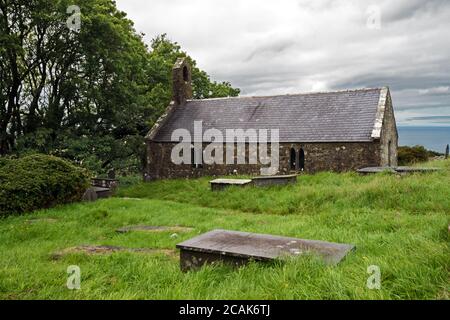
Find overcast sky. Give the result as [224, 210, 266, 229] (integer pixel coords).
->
[115, 0, 450, 126]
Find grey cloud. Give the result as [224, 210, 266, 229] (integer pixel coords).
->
[382, 0, 449, 23]
[115, 0, 450, 126]
[245, 39, 296, 62]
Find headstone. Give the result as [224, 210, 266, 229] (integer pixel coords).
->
[82, 187, 98, 202]
[176, 229, 355, 271]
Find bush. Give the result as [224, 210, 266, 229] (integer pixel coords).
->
[0, 157, 11, 168]
[398, 145, 441, 165]
[0, 154, 90, 216]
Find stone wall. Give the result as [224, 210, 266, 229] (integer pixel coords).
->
[172, 58, 192, 105]
[145, 141, 382, 180]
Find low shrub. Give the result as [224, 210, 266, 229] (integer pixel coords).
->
[0, 154, 90, 216]
[398, 145, 441, 165]
[0, 157, 12, 168]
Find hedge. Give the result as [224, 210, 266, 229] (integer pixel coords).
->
[0, 154, 90, 216]
[398, 145, 441, 166]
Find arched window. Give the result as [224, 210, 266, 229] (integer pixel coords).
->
[190, 146, 195, 168]
[183, 66, 189, 82]
[290, 148, 296, 170]
[191, 146, 203, 169]
[299, 148, 305, 171]
[197, 147, 204, 169]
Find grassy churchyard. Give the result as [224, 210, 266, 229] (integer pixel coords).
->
[0, 160, 449, 300]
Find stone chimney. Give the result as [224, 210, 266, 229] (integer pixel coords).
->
[172, 57, 192, 105]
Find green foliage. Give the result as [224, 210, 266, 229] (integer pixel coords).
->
[0, 2, 239, 175]
[398, 145, 442, 165]
[0, 154, 90, 216]
[0, 156, 12, 168]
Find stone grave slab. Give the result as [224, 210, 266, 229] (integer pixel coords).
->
[91, 178, 119, 190]
[120, 197, 143, 201]
[116, 225, 194, 233]
[26, 218, 58, 224]
[357, 166, 441, 175]
[357, 167, 396, 174]
[252, 174, 297, 187]
[93, 186, 111, 199]
[395, 166, 441, 173]
[176, 229, 355, 271]
[82, 187, 98, 202]
[210, 179, 252, 191]
[51, 245, 176, 260]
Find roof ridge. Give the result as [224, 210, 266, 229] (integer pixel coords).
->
[187, 87, 386, 102]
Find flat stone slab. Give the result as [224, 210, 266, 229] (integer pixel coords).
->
[83, 186, 111, 201]
[119, 197, 143, 201]
[26, 218, 58, 224]
[357, 167, 397, 174]
[176, 229, 355, 271]
[395, 166, 441, 173]
[116, 225, 194, 233]
[51, 245, 176, 260]
[210, 179, 252, 191]
[357, 166, 442, 174]
[91, 178, 119, 189]
[82, 187, 98, 202]
[93, 186, 112, 198]
[252, 174, 297, 187]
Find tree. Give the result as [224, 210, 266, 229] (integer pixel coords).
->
[0, 1, 239, 174]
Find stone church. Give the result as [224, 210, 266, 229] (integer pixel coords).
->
[145, 58, 398, 180]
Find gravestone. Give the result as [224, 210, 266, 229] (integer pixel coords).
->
[51, 245, 175, 260]
[252, 174, 297, 187]
[210, 179, 252, 191]
[395, 166, 441, 173]
[91, 178, 118, 190]
[26, 218, 58, 224]
[176, 229, 355, 271]
[357, 166, 441, 175]
[92, 186, 111, 199]
[82, 187, 98, 202]
[357, 167, 396, 174]
[116, 225, 193, 233]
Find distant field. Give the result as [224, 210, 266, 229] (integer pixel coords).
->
[0, 160, 449, 299]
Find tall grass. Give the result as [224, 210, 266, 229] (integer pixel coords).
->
[0, 160, 448, 299]
[117, 160, 450, 216]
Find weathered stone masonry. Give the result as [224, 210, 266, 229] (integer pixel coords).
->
[145, 58, 398, 180]
[146, 141, 381, 179]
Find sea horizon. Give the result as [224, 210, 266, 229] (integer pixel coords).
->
[397, 126, 450, 153]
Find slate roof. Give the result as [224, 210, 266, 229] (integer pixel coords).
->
[150, 88, 386, 143]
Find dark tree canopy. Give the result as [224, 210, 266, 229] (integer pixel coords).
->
[0, 0, 239, 173]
